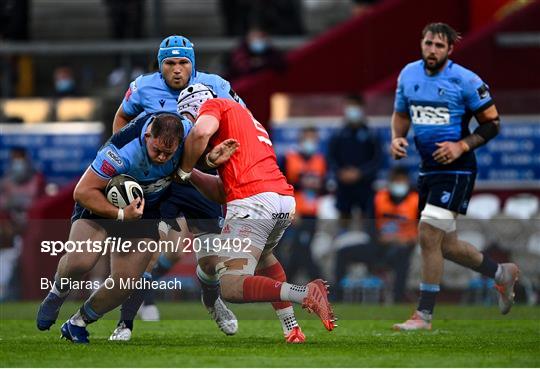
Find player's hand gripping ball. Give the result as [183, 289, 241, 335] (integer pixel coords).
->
[105, 174, 144, 208]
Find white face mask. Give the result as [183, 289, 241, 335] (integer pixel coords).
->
[249, 39, 268, 54]
[344, 106, 364, 123]
[300, 139, 318, 155]
[389, 182, 409, 198]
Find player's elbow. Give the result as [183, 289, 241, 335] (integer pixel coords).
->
[73, 180, 91, 204]
[193, 125, 215, 141]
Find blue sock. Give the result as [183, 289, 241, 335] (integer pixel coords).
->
[417, 283, 440, 315]
[471, 254, 498, 279]
[80, 300, 102, 325]
[152, 254, 173, 280]
[196, 265, 220, 308]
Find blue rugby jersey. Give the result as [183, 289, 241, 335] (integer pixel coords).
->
[90, 113, 191, 206]
[122, 71, 245, 117]
[394, 59, 493, 173]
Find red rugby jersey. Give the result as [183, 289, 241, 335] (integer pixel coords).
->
[198, 98, 294, 202]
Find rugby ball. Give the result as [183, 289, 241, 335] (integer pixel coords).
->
[105, 174, 143, 208]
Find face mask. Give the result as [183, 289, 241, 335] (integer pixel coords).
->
[344, 106, 364, 124]
[300, 139, 317, 156]
[249, 39, 268, 54]
[55, 78, 75, 93]
[389, 182, 409, 198]
[10, 159, 30, 182]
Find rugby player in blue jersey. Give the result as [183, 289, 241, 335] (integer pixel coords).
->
[390, 23, 519, 330]
[36, 113, 237, 343]
[110, 35, 244, 339]
[108, 36, 304, 342]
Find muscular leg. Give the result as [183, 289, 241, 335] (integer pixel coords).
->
[37, 219, 107, 331]
[76, 239, 153, 324]
[56, 219, 107, 287]
[441, 230, 500, 279]
[419, 222, 446, 285]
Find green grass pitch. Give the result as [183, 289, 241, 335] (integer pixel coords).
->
[1, 302, 539, 367]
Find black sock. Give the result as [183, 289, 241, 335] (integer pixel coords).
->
[143, 289, 156, 306]
[417, 283, 439, 315]
[118, 273, 152, 330]
[200, 279, 220, 308]
[471, 254, 498, 279]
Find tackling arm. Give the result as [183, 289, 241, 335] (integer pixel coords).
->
[180, 114, 220, 175]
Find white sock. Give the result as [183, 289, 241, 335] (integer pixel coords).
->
[51, 282, 69, 298]
[495, 264, 504, 283]
[276, 306, 298, 335]
[69, 311, 87, 327]
[279, 282, 308, 304]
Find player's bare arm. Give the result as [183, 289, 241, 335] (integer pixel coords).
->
[188, 169, 226, 204]
[391, 111, 411, 160]
[433, 105, 500, 165]
[74, 168, 143, 220]
[180, 114, 220, 173]
[112, 105, 135, 133]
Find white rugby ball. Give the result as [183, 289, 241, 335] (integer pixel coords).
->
[105, 174, 143, 208]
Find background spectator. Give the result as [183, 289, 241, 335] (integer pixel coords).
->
[328, 94, 382, 231]
[0, 147, 46, 300]
[225, 27, 286, 80]
[333, 167, 418, 302]
[281, 127, 325, 283]
[53, 65, 77, 97]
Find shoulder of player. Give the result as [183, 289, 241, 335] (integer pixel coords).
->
[446, 61, 482, 85]
[194, 71, 231, 92]
[130, 72, 162, 91]
[109, 113, 151, 149]
[399, 60, 424, 78]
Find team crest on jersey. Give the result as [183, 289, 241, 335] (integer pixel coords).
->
[410, 100, 450, 125]
[477, 84, 490, 99]
[441, 191, 451, 204]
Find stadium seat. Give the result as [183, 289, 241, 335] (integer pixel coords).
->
[332, 230, 371, 250]
[459, 230, 487, 251]
[486, 214, 529, 252]
[467, 194, 501, 219]
[1, 98, 52, 123]
[56, 98, 98, 121]
[503, 194, 540, 219]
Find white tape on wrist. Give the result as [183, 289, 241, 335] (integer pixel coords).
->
[176, 168, 192, 181]
[117, 208, 124, 221]
[205, 153, 218, 168]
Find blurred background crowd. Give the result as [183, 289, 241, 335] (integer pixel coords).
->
[0, 0, 539, 307]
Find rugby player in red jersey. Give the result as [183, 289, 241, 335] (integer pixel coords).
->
[176, 84, 336, 341]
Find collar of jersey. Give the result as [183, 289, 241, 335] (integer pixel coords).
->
[422, 59, 454, 78]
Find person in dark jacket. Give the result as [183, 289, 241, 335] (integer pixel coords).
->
[328, 94, 382, 230]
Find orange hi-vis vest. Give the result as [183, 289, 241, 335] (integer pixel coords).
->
[285, 151, 326, 217]
[374, 189, 419, 244]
